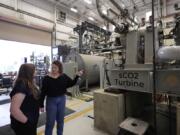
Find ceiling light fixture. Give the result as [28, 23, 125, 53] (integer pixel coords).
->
[121, 3, 125, 8]
[70, 7, 78, 13]
[102, 9, 107, 15]
[88, 17, 94, 21]
[84, 0, 92, 4]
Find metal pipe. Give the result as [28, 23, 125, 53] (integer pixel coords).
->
[51, 24, 56, 60]
[109, 8, 119, 17]
[163, 0, 167, 17]
[157, 46, 180, 61]
[108, 8, 133, 27]
[152, 0, 157, 134]
[177, 103, 180, 135]
[168, 96, 172, 135]
[14, 0, 18, 10]
[54, 4, 57, 23]
[106, 9, 110, 32]
[96, 0, 119, 28]
[96, 0, 130, 32]
[157, 0, 161, 17]
[109, 0, 138, 25]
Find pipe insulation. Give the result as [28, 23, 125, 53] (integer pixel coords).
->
[157, 46, 180, 61]
[96, 0, 119, 28]
[96, 0, 130, 33]
[109, 0, 138, 25]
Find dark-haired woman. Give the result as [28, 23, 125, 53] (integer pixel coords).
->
[10, 64, 40, 135]
[39, 60, 83, 135]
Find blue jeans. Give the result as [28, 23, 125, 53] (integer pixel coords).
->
[45, 95, 66, 135]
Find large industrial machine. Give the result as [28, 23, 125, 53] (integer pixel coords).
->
[52, 0, 180, 133]
[73, 21, 112, 54]
[65, 52, 105, 89]
[94, 0, 180, 135]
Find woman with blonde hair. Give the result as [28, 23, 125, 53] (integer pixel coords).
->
[10, 63, 39, 135]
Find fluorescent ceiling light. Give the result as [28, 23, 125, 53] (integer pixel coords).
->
[88, 17, 94, 21]
[84, 0, 92, 4]
[102, 9, 107, 15]
[70, 7, 78, 13]
[121, 3, 125, 8]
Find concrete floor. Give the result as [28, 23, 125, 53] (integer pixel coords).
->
[37, 97, 109, 135]
[0, 94, 109, 135]
[63, 112, 109, 135]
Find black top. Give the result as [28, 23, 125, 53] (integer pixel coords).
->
[39, 73, 79, 107]
[10, 80, 39, 125]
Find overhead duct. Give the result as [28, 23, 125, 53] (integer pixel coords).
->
[96, 0, 129, 33]
[96, 0, 118, 27]
[109, 0, 138, 26]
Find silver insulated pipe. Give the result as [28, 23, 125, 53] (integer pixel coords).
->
[157, 46, 180, 61]
[96, 0, 120, 28]
[109, 0, 138, 26]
